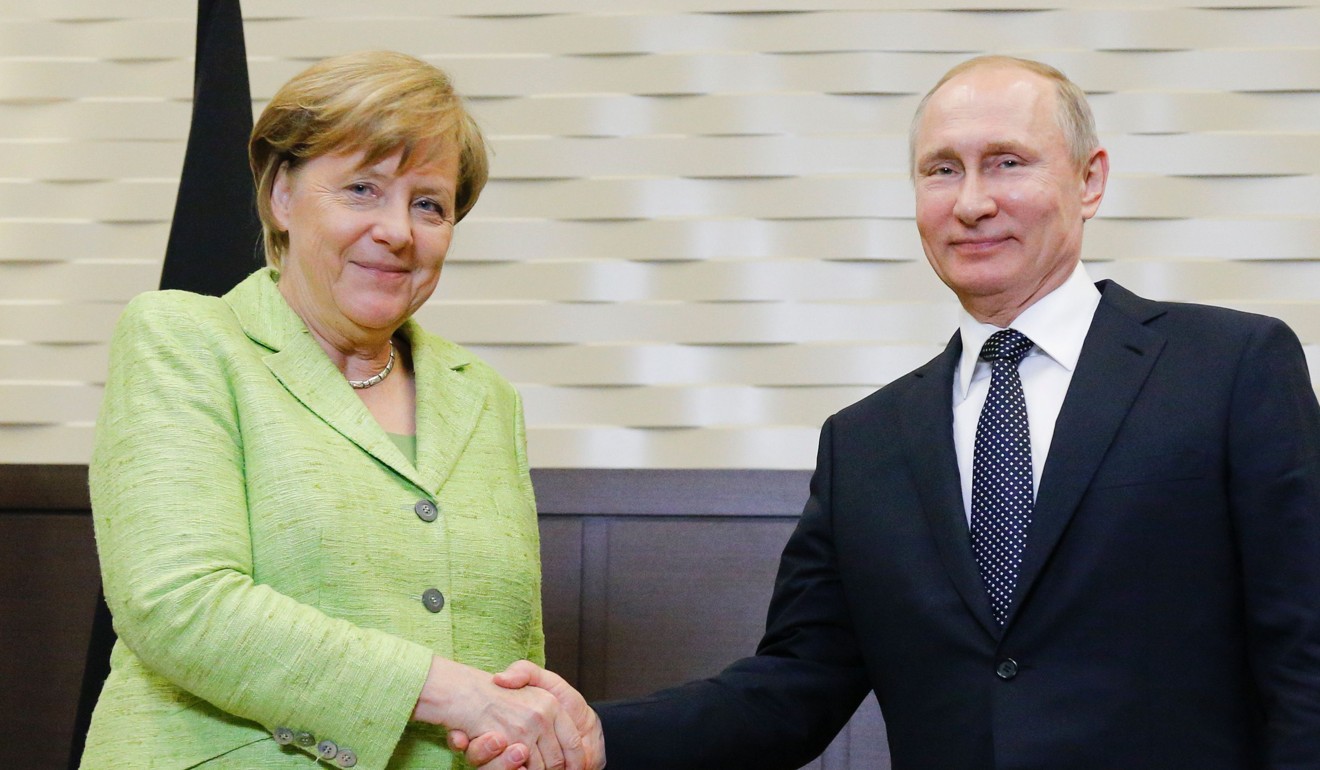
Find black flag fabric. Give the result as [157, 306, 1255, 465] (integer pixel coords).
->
[69, 2, 257, 766]
[160, 0, 262, 295]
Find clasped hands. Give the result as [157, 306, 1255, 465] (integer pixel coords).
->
[414, 656, 604, 770]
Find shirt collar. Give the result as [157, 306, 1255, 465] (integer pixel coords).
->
[954, 262, 1101, 401]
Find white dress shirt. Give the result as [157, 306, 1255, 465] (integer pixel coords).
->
[952, 262, 1101, 525]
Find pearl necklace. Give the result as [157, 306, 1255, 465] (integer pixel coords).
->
[348, 341, 395, 389]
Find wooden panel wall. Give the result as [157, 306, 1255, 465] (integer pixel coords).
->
[4, 2, 1320, 468]
[0, 511, 101, 769]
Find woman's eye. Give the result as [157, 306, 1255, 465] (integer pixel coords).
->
[415, 198, 449, 219]
[348, 183, 373, 196]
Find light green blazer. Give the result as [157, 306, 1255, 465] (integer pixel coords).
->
[82, 269, 544, 770]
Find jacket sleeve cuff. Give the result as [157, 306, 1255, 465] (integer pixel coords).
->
[264, 638, 433, 770]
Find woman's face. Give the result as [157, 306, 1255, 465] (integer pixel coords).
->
[271, 144, 460, 342]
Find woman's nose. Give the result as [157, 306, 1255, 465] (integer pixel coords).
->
[371, 200, 413, 249]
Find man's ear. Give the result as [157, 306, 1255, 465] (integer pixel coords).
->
[270, 161, 293, 231]
[1080, 147, 1108, 221]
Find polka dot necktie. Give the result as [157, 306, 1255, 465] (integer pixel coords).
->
[970, 329, 1035, 625]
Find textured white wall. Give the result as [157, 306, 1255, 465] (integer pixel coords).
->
[3, 1, 1319, 467]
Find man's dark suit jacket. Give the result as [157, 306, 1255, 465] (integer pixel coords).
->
[597, 281, 1320, 770]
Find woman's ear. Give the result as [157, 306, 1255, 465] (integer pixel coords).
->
[270, 161, 293, 231]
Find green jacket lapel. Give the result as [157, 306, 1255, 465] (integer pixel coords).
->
[405, 318, 489, 494]
[221, 269, 488, 495]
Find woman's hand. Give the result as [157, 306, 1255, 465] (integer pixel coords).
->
[413, 656, 586, 770]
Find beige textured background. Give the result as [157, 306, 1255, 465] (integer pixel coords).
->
[3, 1, 1319, 468]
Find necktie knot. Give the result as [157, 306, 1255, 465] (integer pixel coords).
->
[980, 329, 1033, 366]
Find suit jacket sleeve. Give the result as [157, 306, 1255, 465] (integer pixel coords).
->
[90, 293, 433, 769]
[596, 416, 872, 770]
[1228, 317, 1320, 766]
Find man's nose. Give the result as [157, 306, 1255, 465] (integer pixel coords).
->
[952, 172, 997, 224]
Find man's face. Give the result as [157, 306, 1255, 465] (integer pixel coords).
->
[912, 64, 1106, 325]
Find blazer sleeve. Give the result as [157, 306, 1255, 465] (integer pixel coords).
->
[1227, 316, 1320, 767]
[90, 293, 433, 770]
[596, 416, 871, 770]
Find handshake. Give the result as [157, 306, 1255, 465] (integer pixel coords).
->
[413, 657, 606, 770]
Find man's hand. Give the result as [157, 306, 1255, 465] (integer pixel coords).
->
[452, 661, 606, 770]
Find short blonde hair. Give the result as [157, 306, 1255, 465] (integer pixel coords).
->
[909, 55, 1099, 177]
[249, 50, 489, 268]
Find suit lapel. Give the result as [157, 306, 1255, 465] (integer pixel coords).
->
[1011, 281, 1167, 620]
[903, 332, 1001, 638]
[223, 269, 487, 496]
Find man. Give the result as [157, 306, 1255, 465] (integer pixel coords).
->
[463, 55, 1320, 769]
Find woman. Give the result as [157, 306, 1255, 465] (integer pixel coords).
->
[81, 51, 581, 770]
